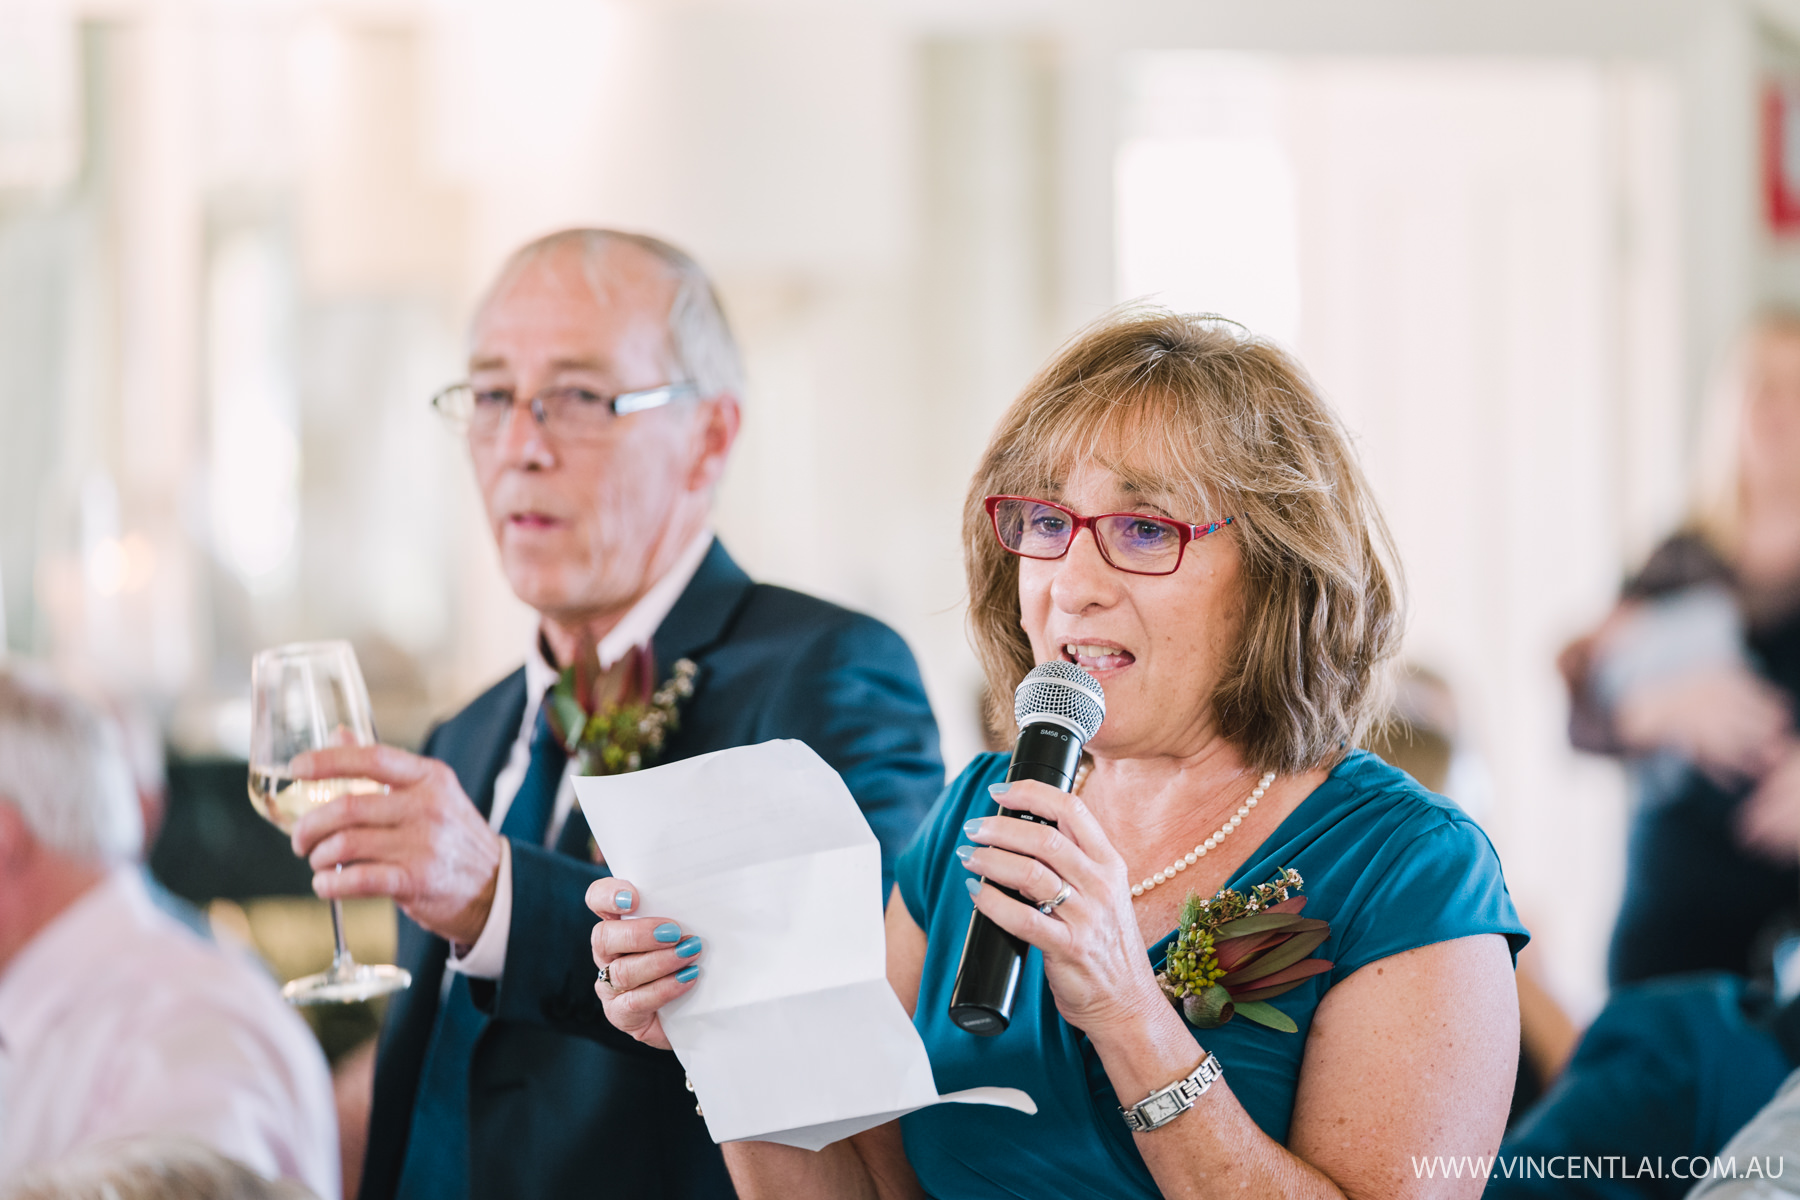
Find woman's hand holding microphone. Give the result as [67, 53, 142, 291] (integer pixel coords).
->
[585, 880, 704, 1051]
[959, 779, 1165, 1037]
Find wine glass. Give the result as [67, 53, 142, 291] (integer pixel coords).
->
[249, 640, 412, 1005]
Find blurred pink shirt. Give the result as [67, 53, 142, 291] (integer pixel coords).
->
[0, 869, 339, 1198]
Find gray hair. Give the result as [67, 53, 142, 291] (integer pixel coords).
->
[477, 228, 746, 401]
[0, 665, 142, 864]
[0, 1137, 315, 1200]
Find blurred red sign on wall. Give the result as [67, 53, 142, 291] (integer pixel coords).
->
[1765, 80, 1800, 236]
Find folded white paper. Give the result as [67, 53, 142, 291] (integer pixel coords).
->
[573, 739, 1035, 1150]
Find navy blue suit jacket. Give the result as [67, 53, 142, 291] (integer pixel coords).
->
[361, 541, 943, 1199]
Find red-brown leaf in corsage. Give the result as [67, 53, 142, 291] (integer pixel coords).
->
[1226, 959, 1335, 1003]
[1155, 869, 1335, 1033]
[1219, 927, 1330, 987]
[1213, 928, 1282, 974]
[572, 633, 598, 712]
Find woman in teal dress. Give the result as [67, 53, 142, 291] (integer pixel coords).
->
[588, 310, 1529, 1199]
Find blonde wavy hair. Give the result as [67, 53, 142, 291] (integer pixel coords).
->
[1689, 310, 1800, 560]
[964, 310, 1405, 774]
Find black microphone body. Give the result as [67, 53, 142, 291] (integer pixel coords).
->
[948, 662, 1105, 1035]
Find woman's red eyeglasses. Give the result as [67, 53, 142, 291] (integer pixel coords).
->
[984, 495, 1234, 577]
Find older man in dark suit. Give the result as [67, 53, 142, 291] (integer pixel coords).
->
[288, 229, 942, 1200]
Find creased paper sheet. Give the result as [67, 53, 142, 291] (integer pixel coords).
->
[574, 739, 1035, 1150]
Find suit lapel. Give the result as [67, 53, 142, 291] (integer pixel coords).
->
[651, 538, 756, 673]
[531, 543, 751, 878]
[399, 669, 525, 975]
[439, 670, 528, 821]
[375, 547, 755, 1198]
[417, 545, 748, 873]
[397, 670, 527, 981]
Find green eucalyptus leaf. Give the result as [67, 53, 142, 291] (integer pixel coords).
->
[1217, 913, 1326, 939]
[549, 692, 588, 754]
[1231, 1000, 1298, 1033]
[1215, 912, 1303, 938]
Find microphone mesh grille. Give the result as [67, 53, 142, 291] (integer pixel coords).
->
[1013, 661, 1106, 741]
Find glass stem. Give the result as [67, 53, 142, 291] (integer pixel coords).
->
[329, 865, 352, 973]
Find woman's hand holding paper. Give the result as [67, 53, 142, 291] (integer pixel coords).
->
[586, 878, 703, 1051]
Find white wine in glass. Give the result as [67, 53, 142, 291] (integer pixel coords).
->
[249, 771, 385, 833]
[250, 640, 412, 1005]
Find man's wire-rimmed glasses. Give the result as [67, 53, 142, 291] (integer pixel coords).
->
[984, 494, 1235, 577]
[431, 381, 698, 443]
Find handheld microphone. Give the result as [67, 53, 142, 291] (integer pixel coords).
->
[948, 660, 1106, 1035]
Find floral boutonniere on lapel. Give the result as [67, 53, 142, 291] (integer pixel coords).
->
[1156, 868, 1334, 1034]
[544, 641, 699, 778]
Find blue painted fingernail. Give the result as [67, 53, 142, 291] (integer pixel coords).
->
[614, 889, 635, 912]
[965, 878, 982, 899]
[654, 922, 681, 943]
[962, 818, 985, 840]
[989, 782, 1011, 797]
[676, 935, 703, 959]
[955, 844, 975, 864]
[676, 964, 700, 983]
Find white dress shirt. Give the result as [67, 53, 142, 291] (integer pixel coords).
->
[450, 527, 713, 980]
[0, 869, 339, 1198]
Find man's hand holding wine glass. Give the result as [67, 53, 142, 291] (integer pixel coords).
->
[288, 744, 506, 949]
[249, 641, 414, 1002]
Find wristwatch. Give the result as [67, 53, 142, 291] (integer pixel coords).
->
[1119, 1053, 1223, 1133]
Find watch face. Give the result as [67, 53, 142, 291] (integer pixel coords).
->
[1143, 1093, 1182, 1125]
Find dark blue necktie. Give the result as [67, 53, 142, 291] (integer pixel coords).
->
[395, 698, 567, 1200]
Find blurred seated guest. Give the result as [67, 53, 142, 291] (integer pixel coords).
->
[1492, 972, 1798, 1200]
[0, 1137, 317, 1200]
[1690, 1060, 1800, 1199]
[591, 311, 1529, 1199]
[1362, 664, 1462, 802]
[1364, 665, 1579, 1122]
[287, 229, 942, 1200]
[0, 666, 337, 1198]
[1561, 312, 1800, 986]
[97, 693, 209, 938]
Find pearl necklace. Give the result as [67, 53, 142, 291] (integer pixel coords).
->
[1071, 763, 1278, 899]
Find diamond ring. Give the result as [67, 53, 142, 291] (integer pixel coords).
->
[1038, 881, 1074, 915]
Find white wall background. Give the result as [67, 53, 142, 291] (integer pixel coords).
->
[1115, 56, 1684, 1015]
[0, 0, 1791, 1018]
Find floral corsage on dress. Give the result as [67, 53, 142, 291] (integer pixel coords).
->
[1156, 869, 1334, 1033]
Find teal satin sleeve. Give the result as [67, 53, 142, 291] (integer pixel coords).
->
[1328, 815, 1530, 979]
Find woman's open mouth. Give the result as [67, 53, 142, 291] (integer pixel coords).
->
[1061, 643, 1135, 673]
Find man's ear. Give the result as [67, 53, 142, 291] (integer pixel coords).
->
[0, 799, 33, 872]
[685, 393, 741, 493]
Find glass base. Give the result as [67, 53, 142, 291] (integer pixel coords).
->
[283, 961, 412, 1006]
